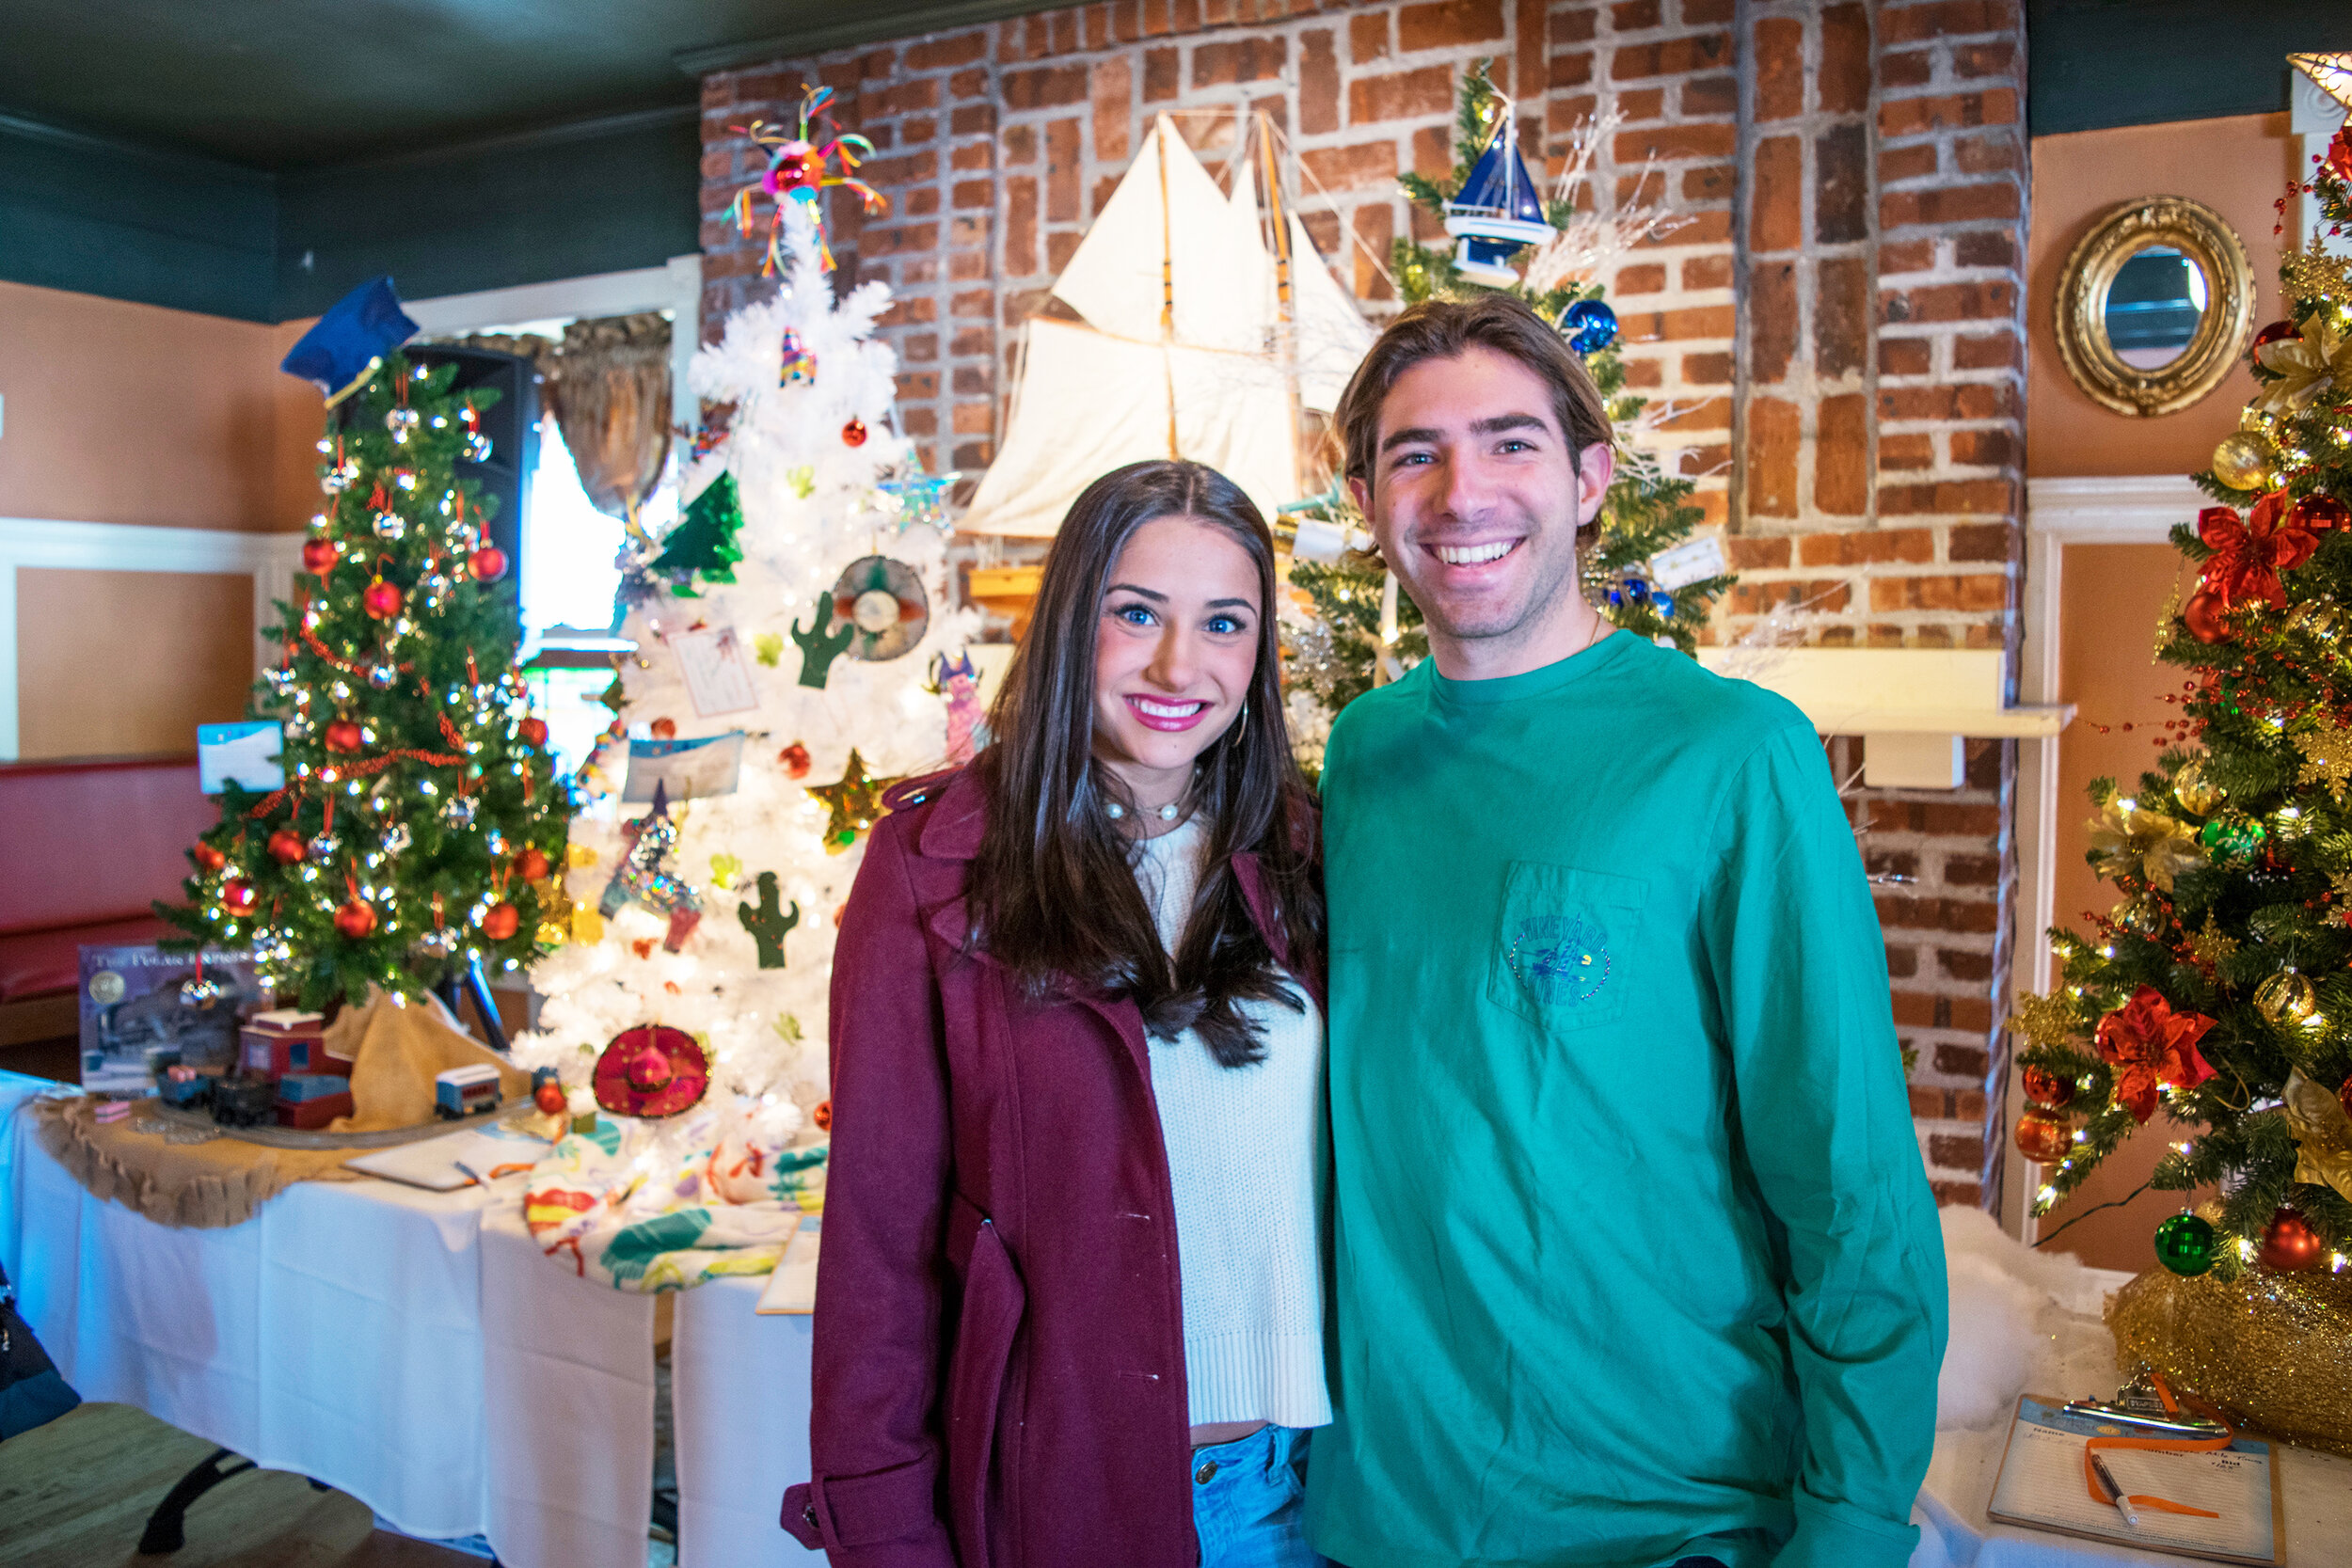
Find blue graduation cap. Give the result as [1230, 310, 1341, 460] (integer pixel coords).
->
[1442, 113, 1553, 287]
[279, 276, 419, 405]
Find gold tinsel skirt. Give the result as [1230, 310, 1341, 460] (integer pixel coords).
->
[2108, 1267, 2352, 1456]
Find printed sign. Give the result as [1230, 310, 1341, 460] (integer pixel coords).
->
[669, 626, 761, 718]
[621, 733, 747, 803]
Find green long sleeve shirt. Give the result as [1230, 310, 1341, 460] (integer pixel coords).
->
[1304, 632, 1947, 1568]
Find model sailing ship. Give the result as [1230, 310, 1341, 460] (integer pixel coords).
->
[960, 113, 1377, 549]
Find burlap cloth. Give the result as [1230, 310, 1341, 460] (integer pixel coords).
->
[34, 990, 532, 1229]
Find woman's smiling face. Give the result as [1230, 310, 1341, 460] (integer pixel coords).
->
[1090, 513, 1263, 803]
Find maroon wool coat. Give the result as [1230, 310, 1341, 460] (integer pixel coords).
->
[781, 768, 1321, 1568]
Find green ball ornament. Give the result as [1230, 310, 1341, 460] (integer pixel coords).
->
[2153, 1212, 2217, 1276]
[2198, 815, 2265, 860]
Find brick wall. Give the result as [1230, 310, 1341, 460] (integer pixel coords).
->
[697, 0, 2030, 1206]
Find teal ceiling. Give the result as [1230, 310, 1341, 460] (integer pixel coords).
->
[0, 0, 1047, 168]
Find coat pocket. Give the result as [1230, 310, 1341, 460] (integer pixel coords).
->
[944, 1199, 1025, 1568]
[1484, 861, 1650, 1033]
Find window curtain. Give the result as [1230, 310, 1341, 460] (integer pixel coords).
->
[463, 312, 673, 521]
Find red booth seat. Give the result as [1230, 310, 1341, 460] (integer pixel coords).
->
[0, 756, 217, 1008]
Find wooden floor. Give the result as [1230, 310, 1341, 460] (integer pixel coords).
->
[0, 1402, 484, 1568]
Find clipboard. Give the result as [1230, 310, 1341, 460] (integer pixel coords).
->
[1986, 1394, 2286, 1565]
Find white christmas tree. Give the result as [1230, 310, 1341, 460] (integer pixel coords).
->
[516, 205, 979, 1185]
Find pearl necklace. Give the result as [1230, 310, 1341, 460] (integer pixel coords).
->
[1104, 801, 1181, 821]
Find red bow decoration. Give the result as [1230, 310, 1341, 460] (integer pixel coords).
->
[2183, 491, 2321, 642]
[2094, 986, 2217, 1124]
[2328, 126, 2352, 185]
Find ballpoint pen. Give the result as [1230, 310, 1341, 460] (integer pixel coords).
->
[2089, 1451, 2140, 1529]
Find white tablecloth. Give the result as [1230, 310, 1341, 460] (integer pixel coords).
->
[0, 1073, 816, 1567]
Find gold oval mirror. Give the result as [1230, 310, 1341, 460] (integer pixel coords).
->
[2054, 197, 2253, 417]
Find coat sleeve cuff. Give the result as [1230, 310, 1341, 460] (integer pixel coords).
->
[1770, 1486, 1920, 1568]
[782, 1458, 954, 1566]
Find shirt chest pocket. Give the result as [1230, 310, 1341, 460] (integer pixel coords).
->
[1485, 861, 1649, 1033]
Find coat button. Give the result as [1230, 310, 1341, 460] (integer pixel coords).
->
[1194, 1460, 1218, 1484]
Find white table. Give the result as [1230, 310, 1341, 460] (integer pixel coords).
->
[0, 1073, 815, 1568]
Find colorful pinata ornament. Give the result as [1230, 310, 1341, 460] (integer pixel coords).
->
[593, 1023, 712, 1118]
[1441, 92, 1553, 287]
[728, 85, 887, 273]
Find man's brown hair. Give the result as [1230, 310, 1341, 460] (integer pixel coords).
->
[1335, 293, 1613, 542]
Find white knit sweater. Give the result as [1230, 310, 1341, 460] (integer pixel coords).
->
[1133, 818, 1331, 1430]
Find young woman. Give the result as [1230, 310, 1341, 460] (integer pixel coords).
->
[782, 461, 1329, 1568]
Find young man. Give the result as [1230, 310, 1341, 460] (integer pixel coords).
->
[1305, 293, 1947, 1568]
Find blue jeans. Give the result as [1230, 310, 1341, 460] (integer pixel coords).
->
[1191, 1424, 1324, 1568]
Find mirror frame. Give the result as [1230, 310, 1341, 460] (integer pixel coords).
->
[2053, 197, 2254, 418]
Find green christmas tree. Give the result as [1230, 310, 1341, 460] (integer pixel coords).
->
[2010, 131, 2352, 1281]
[1284, 60, 1732, 759]
[163, 354, 572, 1009]
[650, 468, 745, 594]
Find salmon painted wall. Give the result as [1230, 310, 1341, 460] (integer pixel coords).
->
[2026, 113, 2296, 480]
[2, 281, 320, 757]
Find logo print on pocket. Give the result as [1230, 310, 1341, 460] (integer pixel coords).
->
[1505, 911, 1613, 1007]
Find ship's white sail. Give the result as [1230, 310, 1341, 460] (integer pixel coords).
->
[961, 115, 1372, 537]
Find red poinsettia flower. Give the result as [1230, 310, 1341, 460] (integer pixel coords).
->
[2094, 986, 2217, 1123]
[2328, 126, 2352, 185]
[2185, 493, 2323, 641]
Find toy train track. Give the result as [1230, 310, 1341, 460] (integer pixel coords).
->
[140, 1098, 537, 1151]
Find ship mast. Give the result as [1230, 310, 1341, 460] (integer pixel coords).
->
[1256, 110, 1306, 499]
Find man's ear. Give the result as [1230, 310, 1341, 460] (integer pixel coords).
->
[1346, 474, 1370, 517]
[1576, 442, 1616, 530]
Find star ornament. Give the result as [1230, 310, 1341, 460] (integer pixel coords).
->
[805, 748, 902, 853]
[2289, 52, 2352, 114]
[2087, 798, 2205, 893]
[2252, 312, 2352, 416]
[2094, 986, 2217, 1124]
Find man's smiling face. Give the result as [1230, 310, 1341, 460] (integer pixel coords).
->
[1350, 344, 1613, 673]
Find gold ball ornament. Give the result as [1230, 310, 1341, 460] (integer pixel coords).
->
[2110, 897, 2163, 938]
[2254, 969, 2317, 1027]
[2170, 756, 2223, 816]
[2210, 431, 2279, 492]
[2288, 601, 2341, 641]
[2014, 1107, 2074, 1163]
[2110, 1265, 2352, 1455]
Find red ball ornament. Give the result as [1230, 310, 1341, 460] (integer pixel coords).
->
[2183, 588, 2231, 644]
[841, 418, 868, 447]
[513, 847, 549, 882]
[266, 829, 307, 864]
[468, 546, 509, 583]
[363, 578, 403, 620]
[325, 720, 364, 753]
[813, 1100, 833, 1132]
[534, 1080, 568, 1117]
[2014, 1107, 2073, 1164]
[517, 717, 548, 747]
[301, 538, 340, 575]
[480, 902, 521, 941]
[764, 141, 827, 197]
[334, 899, 378, 939]
[650, 717, 677, 739]
[2253, 319, 2301, 353]
[2258, 1207, 2326, 1272]
[221, 879, 257, 913]
[780, 741, 811, 779]
[2292, 495, 2352, 533]
[193, 841, 228, 873]
[2021, 1066, 2074, 1110]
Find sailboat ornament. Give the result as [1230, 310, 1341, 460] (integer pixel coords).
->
[960, 114, 1379, 539]
[1443, 103, 1552, 287]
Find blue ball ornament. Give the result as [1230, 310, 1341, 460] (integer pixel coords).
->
[1620, 576, 1650, 605]
[1653, 592, 1677, 618]
[1560, 298, 1620, 356]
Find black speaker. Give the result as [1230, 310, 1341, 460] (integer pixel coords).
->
[333, 344, 539, 621]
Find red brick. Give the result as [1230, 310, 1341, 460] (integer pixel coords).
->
[1195, 36, 1287, 87]
[1615, 262, 1667, 294]
[1351, 12, 1390, 63]
[1880, 238, 1936, 275]
[1881, 382, 2016, 421]
[1867, 572, 2010, 613]
[1611, 0, 1660, 26]
[1682, 350, 1733, 385]
[1550, 50, 1595, 89]
[1949, 429, 2018, 469]
[1797, 527, 1936, 565]
[1631, 303, 1737, 341]
[1880, 433, 1934, 469]
[1399, 0, 1506, 51]
[1681, 253, 1732, 292]
[905, 30, 988, 71]
[1883, 182, 2022, 230]
[1949, 520, 2018, 561]
[1092, 57, 1133, 164]
[1880, 47, 1932, 90]
[1047, 230, 1081, 270]
[1005, 174, 1038, 274]
[1746, 397, 1800, 518]
[1953, 40, 2020, 81]
[1749, 261, 1796, 383]
[1944, 853, 2000, 886]
[1413, 124, 1452, 176]
[1350, 65, 1455, 124]
[1682, 74, 1738, 118]
[1817, 122, 1868, 244]
[1754, 17, 1804, 121]
[1614, 87, 1666, 123]
[1891, 990, 1938, 1028]
[1616, 122, 1736, 163]
[1816, 395, 1869, 515]
[1751, 135, 1802, 252]
[1727, 535, 1790, 571]
[1955, 133, 2023, 177]
[1653, 397, 1732, 432]
[1881, 144, 1939, 183]
[1683, 0, 1735, 20]
[1883, 279, 2018, 325]
[1050, 8, 1080, 54]
[1551, 5, 1597, 43]
[1143, 46, 1180, 102]
[1879, 479, 2017, 517]
[1953, 331, 2021, 370]
[1683, 163, 1735, 203]
[1353, 203, 1393, 300]
[951, 141, 993, 172]
[1611, 33, 1731, 80]
[1881, 0, 2019, 46]
[1816, 256, 1868, 378]
[1305, 142, 1401, 190]
[1299, 29, 1340, 135]
[1004, 64, 1089, 110]
[1046, 118, 1082, 223]
[1881, 89, 2021, 139]
[951, 103, 996, 137]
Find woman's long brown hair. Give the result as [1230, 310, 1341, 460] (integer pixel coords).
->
[969, 460, 1324, 1067]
